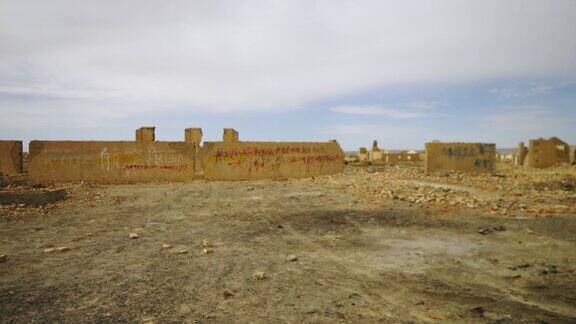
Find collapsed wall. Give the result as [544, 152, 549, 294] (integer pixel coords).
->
[202, 141, 344, 180]
[425, 142, 496, 173]
[0, 141, 23, 176]
[526, 137, 570, 169]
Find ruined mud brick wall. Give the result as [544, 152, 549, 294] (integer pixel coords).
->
[28, 141, 199, 183]
[527, 137, 570, 169]
[425, 142, 496, 173]
[369, 151, 384, 163]
[202, 141, 345, 180]
[384, 152, 421, 164]
[358, 147, 368, 163]
[516, 142, 528, 166]
[0, 141, 23, 176]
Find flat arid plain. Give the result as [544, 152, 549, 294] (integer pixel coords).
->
[1, 163, 575, 323]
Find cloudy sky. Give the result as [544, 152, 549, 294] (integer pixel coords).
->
[1, 0, 575, 150]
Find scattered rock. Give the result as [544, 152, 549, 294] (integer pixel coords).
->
[0, 254, 7, 263]
[541, 265, 559, 275]
[175, 249, 189, 254]
[493, 225, 506, 232]
[203, 248, 213, 254]
[129, 233, 139, 239]
[222, 291, 234, 299]
[252, 271, 266, 280]
[428, 310, 446, 320]
[286, 255, 298, 262]
[526, 229, 535, 234]
[470, 306, 485, 317]
[43, 246, 70, 254]
[161, 244, 172, 249]
[305, 307, 319, 315]
[202, 240, 211, 248]
[509, 263, 531, 270]
[478, 225, 506, 235]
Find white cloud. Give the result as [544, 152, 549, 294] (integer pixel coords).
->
[482, 105, 572, 131]
[489, 85, 553, 98]
[330, 106, 415, 118]
[0, 0, 575, 127]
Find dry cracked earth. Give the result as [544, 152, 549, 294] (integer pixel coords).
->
[1, 164, 576, 323]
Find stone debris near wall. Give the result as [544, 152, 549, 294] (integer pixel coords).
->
[345, 164, 576, 216]
[23, 127, 344, 183]
[425, 142, 496, 173]
[0, 141, 23, 176]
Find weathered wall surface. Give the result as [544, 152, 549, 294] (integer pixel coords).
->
[202, 141, 344, 180]
[425, 142, 496, 173]
[527, 137, 570, 169]
[0, 141, 23, 176]
[28, 141, 199, 183]
[516, 142, 528, 166]
[358, 147, 368, 163]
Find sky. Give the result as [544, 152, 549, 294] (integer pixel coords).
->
[0, 0, 575, 151]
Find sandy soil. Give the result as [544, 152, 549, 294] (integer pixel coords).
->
[1, 165, 576, 323]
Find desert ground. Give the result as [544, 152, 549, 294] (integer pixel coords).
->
[1, 163, 576, 323]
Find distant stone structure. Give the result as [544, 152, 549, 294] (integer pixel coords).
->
[515, 142, 529, 167]
[359, 140, 421, 165]
[358, 147, 368, 163]
[368, 140, 384, 162]
[514, 137, 571, 169]
[0, 141, 23, 176]
[425, 142, 496, 173]
[25, 127, 344, 183]
[526, 137, 570, 168]
[223, 128, 239, 142]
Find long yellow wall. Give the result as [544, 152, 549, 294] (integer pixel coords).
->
[202, 141, 344, 180]
[28, 141, 199, 183]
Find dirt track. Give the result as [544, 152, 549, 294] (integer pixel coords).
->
[1, 166, 576, 323]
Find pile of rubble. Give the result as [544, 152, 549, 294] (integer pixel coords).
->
[345, 164, 576, 216]
[0, 175, 101, 217]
